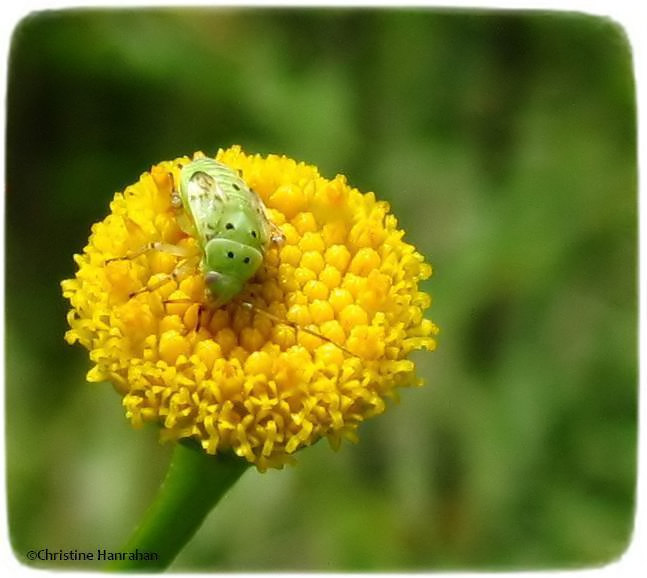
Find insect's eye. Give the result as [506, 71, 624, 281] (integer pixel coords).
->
[227, 251, 234, 259]
[250, 230, 257, 238]
[243, 257, 250, 264]
[225, 223, 234, 230]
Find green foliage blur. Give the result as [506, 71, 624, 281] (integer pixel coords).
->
[6, 7, 636, 571]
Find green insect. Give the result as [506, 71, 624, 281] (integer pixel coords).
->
[172, 157, 284, 307]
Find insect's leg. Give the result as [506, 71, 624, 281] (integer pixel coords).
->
[129, 255, 201, 297]
[168, 170, 201, 236]
[106, 241, 193, 264]
[256, 194, 286, 246]
[269, 222, 286, 246]
[169, 171, 183, 208]
[240, 301, 356, 357]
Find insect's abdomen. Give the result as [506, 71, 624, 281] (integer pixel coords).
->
[179, 158, 270, 251]
[179, 157, 241, 193]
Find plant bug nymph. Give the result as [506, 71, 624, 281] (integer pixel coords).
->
[173, 157, 284, 307]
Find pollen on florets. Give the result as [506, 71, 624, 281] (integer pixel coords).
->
[61, 145, 438, 471]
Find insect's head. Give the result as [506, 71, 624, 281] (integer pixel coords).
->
[203, 238, 263, 305]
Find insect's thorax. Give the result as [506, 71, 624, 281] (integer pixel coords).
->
[201, 205, 265, 305]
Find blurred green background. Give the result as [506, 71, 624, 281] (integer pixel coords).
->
[6, 7, 636, 571]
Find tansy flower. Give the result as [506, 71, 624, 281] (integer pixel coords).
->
[62, 146, 438, 471]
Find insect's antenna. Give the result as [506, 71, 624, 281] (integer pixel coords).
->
[241, 301, 357, 358]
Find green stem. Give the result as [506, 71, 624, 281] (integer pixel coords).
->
[107, 440, 250, 572]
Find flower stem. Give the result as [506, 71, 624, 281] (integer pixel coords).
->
[107, 440, 250, 572]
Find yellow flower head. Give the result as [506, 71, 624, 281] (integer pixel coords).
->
[62, 146, 438, 470]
